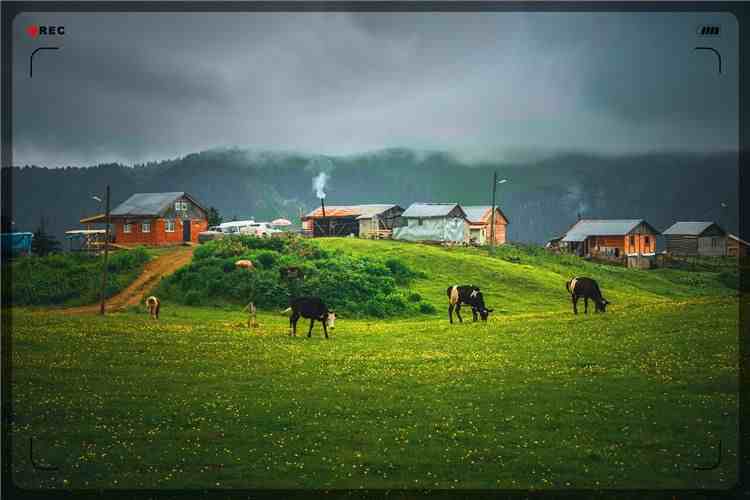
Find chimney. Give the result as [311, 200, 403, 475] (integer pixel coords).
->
[320, 198, 326, 217]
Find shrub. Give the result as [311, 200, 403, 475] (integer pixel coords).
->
[5, 249, 150, 306]
[156, 236, 424, 317]
[419, 302, 437, 314]
[255, 250, 278, 269]
[408, 292, 422, 303]
[184, 290, 202, 306]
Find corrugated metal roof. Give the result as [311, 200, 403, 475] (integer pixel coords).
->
[304, 204, 401, 219]
[355, 204, 399, 220]
[662, 221, 720, 236]
[304, 205, 361, 218]
[561, 219, 645, 242]
[462, 206, 490, 223]
[110, 192, 187, 216]
[402, 203, 463, 218]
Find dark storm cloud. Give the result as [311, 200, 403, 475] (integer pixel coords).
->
[11, 11, 738, 167]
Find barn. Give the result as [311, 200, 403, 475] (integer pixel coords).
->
[662, 221, 727, 256]
[301, 204, 404, 238]
[393, 203, 469, 243]
[462, 205, 509, 245]
[80, 192, 208, 246]
[560, 219, 659, 258]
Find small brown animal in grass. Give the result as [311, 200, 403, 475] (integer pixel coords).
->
[243, 301, 258, 328]
[146, 296, 160, 319]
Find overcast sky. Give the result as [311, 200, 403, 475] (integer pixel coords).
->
[12, 11, 738, 167]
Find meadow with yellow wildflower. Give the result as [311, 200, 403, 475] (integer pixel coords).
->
[6, 239, 740, 490]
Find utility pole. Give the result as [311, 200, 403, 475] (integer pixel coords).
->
[489, 171, 497, 253]
[99, 185, 110, 315]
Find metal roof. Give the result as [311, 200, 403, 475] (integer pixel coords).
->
[303, 204, 400, 219]
[728, 234, 750, 246]
[462, 206, 491, 223]
[401, 203, 465, 218]
[110, 192, 195, 217]
[355, 204, 400, 220]
[662, 221, 723, 236]
[561, 219, 650, 242]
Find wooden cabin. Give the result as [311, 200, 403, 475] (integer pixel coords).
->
[462, 206, 509, 245]
[393, 203, 469, 243]
[560, 219, 659, 259]
[301, 204, 403, 238]
[662, 221, 727, 256]
[727, 234, 749, 257]
[356, 205, 404, 238]
[80, 192, 208, 246]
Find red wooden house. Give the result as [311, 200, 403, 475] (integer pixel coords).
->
[80, 192, 208, 246]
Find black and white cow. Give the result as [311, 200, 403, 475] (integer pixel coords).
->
[565, 277, 609, 314]
[447, 285, 493, 324]
[282, 296, 336, 338]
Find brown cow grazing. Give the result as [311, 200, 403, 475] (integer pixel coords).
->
[146, 296, 160, 319]
[566, 277, 609, 314]
[235, 260, 255, 270]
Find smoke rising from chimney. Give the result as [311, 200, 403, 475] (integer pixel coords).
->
[313, 172, 329, 199]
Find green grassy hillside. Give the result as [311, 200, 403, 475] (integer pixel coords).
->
[316, 238, 737, 316]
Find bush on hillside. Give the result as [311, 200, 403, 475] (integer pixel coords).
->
[155, 236, 431, 317]
[5, 246, 150, 306]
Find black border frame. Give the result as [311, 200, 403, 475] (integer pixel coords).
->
[1, 2, 748, 499]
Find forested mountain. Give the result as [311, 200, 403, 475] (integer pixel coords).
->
[3, 148, 738, 245]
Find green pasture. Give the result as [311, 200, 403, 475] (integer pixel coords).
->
[5, 238, 741, 490]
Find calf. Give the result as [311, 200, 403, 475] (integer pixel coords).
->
[447, 285, 493, 324]
[281, 297, 336, 338]
[566, 277, 609, 314]
[146, 296, 160, 319]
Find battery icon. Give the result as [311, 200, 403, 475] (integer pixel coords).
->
[697, 25, 721, 37]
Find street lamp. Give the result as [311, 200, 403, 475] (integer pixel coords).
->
[92, 186, 111, 315]
[489, 174, 509, 252]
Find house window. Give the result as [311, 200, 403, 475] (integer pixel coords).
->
[645, 236, 650, 246]
[165, 220, 176, 232]
[142, 221, 151, 233]
[123, 223, 132, 234]
[175, 200, 188, 212]
[629, 235, 635, 246]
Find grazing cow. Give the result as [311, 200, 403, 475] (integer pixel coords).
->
[281, 297, 336, 338]
[566, 277, 609, 314]
[447, 285, 494, 324]
[146, 296, 160, 319]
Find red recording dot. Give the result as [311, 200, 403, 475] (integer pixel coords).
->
[26, 25, 39, 38]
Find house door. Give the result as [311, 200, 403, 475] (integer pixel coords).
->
[183, 219, 191, 241]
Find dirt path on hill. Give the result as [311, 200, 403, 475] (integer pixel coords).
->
[60, 245, 195, 315]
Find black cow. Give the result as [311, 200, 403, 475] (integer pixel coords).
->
[282, 297, 336, 338]
[565, 277, 609, 314]
[447, 285, 493, 324]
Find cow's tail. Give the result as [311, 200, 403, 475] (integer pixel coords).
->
[280, 307, 292, 315]
[449, 285, 459, 305]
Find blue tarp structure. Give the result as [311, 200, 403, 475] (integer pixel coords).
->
[1, 232, 34, 257]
